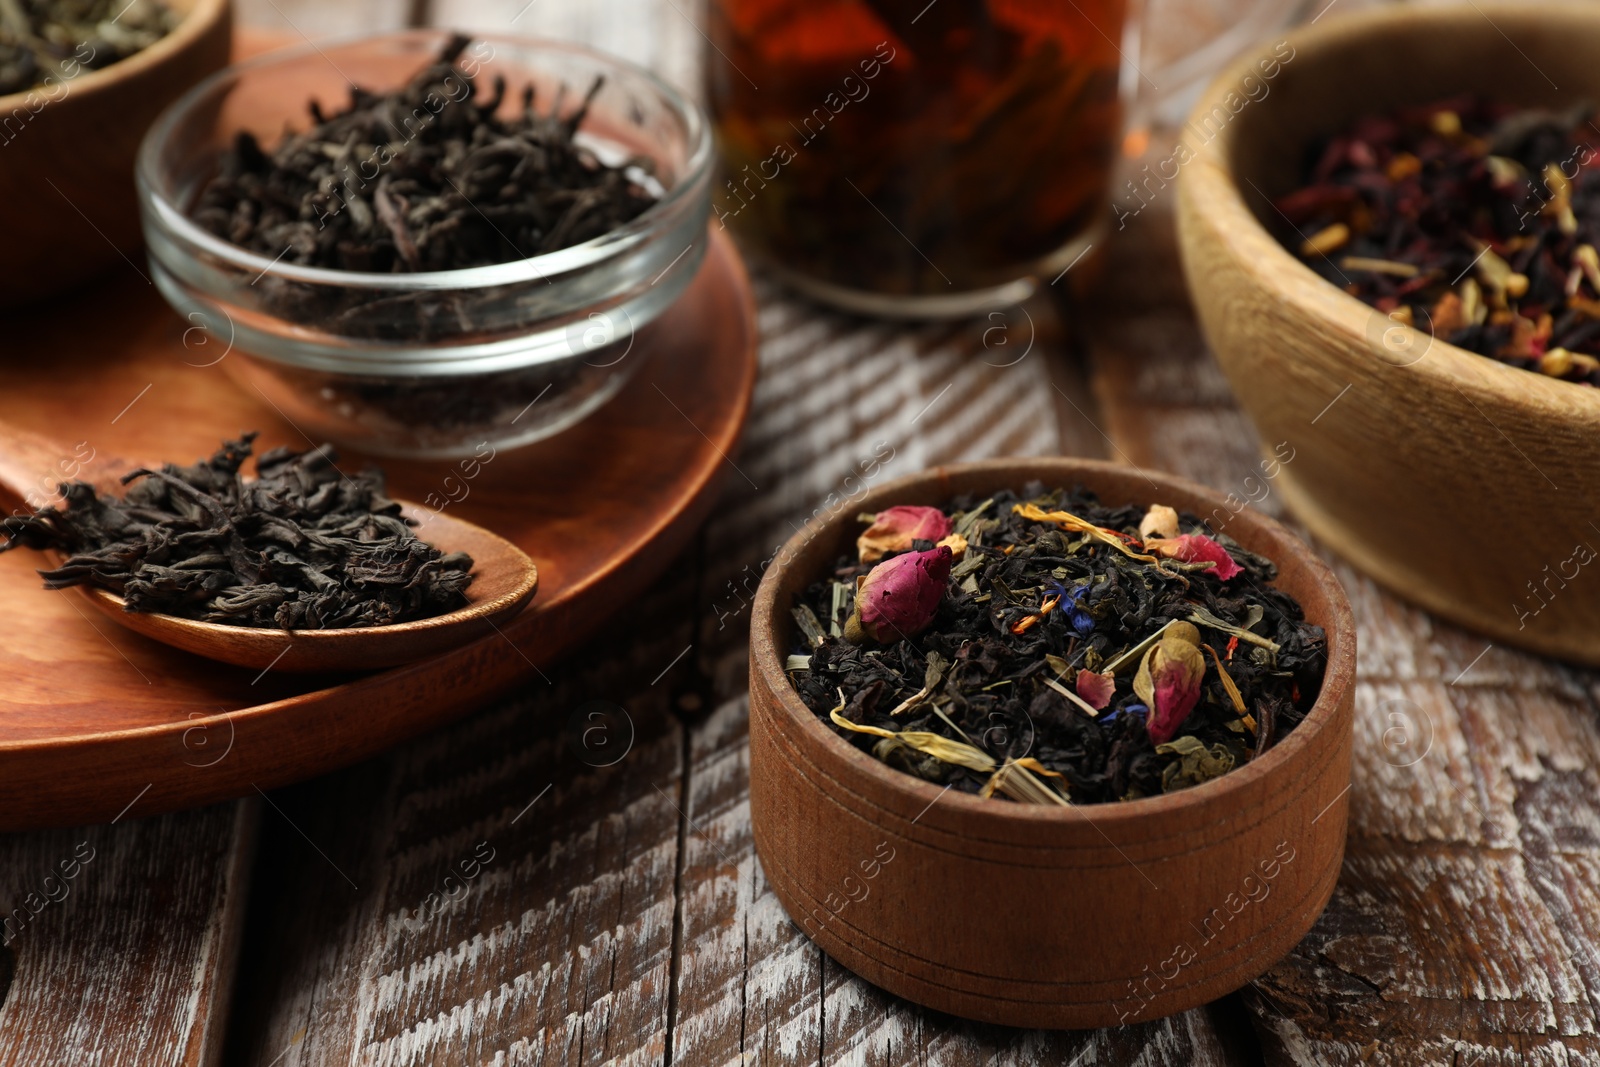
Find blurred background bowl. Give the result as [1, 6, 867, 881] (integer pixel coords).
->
[1178, 2, 1600, 665]
[138, 30, 711, 459]
[0, 0, 231, 306]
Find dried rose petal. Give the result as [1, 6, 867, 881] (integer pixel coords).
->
[1145, 533, 1241, 581]
[1075, 668, 1115, 711]
[845, 546, 952, 644]
[1134, 621, 1206, 745]
[857, 506, 953, 564]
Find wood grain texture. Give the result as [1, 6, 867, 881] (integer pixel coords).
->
[0, 800, 255, 1066]
[1177, 3, 1600, 665]
[1097, 140, 1600, 1063]
[0, 230, 755, 829]
[223, 566, 700, 1067]
[83, 3, 1600, 1064]
[219, 260, 1243, 1063]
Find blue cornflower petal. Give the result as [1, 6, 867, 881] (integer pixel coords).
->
[1100, 703, 1148, 725]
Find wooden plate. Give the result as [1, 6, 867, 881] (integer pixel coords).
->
[0, 228, 757, 830]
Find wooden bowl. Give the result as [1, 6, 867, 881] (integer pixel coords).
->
[1177, 3, 1600, 664]
[748, 458, 1356, 1029]
[0, 0, 231, 306]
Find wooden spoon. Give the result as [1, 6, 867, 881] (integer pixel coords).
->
[0, 422, 538, 673]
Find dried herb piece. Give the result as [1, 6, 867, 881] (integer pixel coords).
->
[1277, 95, 1600, 383]
[789, 487, 1326, 805]
[0, 0, 175, 96]
[0, 433, 474, 629]
[192, 34, 659, 277]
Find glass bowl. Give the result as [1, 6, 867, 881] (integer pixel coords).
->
[137, 30, 711, 458]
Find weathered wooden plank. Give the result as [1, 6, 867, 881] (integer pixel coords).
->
[214, 2, 1600, 1062]
[0, 800, 255, 1067]
[223, 245, 1240, 1064]
[223, 578, 698, 1066]
[1087, 169, 1600, 1064]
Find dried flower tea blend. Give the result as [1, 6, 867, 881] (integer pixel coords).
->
[0, 0, 175, 96]
[787, 486, 1326, 805]
[0, 434, 474, 629]
[1277, 95, 1600, 383]
[192, 34, 659, 276]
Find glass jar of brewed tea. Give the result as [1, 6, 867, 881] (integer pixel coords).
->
[706, 0, 1126, 317]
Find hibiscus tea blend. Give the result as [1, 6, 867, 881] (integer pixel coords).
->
[1277, 96, 1600, 383]
[0, 434, 474, 629]
[787, 486, 1326, 805]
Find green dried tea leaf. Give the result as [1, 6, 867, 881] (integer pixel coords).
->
[1186, 606, 1280, 653]
[872, 736, 954, 783]
[887, 651, 950, 716]
[1157, 735, 1236, 792]
[951, 498, 994, 540]
[951, 552, 986, 581]
[828, 581, 850, 638]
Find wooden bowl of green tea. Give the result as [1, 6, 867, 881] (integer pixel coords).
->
[0, 0, 230, 306]
[1178, 2, 1600, 664]
[747, 458, 1356, 1028]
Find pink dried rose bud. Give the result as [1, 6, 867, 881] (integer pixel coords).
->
[1134, 621, 1207, 744]
[1075, 668, 1115, 711]
[1144, 533, 1242, 581]
[844, 545, 953, 644]
[857, 505, 953, 564]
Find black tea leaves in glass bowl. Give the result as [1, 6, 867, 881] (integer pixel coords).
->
[139, 30, 713, 458]
[787, 486, 1327, 805]
[191, 33, 659, 300]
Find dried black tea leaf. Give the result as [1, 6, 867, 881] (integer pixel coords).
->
[191, 34, 659, 277]
[789, 487, 1326, 806]
[0, 433, 474, 629]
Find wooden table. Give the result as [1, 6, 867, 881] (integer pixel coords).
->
[4, 1, 1596, 1064]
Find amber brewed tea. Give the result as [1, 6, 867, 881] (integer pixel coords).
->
[706, 0, 1124, 309]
